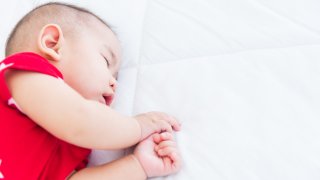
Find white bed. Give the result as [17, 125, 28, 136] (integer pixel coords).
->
[1, 0, 320, 179]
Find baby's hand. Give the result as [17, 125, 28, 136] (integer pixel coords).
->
[133, 132, 182, 178]
[134, 112, 181, 141]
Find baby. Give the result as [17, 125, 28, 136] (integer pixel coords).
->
[0, 2, 182, 179]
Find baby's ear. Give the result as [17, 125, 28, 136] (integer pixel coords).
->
[37, 24, 64, 61]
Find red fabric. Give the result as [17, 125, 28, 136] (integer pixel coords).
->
[0, 52, 91, 180]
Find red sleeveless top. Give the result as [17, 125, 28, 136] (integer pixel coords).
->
[0, 52, 91, 180]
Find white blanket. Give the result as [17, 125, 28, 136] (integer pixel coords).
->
[1, 0, 320, 179]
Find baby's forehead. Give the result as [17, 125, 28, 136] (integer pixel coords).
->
[91, 22, 121, 58]
[57, 6, 123, 52]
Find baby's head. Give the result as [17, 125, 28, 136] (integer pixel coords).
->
[6, 2, 121, 106]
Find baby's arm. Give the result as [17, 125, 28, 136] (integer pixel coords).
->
[69, 132, 182, 179]
[69, 154, 147, 180]
[6, 71, 180, 149]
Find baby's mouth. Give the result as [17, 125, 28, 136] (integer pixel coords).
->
[103, 95, 114, 106]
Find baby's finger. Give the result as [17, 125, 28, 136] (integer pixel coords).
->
[158, 120, 173, 133]
[160, 113, 181, 132]
[157, 147, 178, 157]
[153, 132, 173, 144]
[155, 140, 176, 151]
[160, 132, 173, 141]
[169, 152, 182, 171]
[163, 156, 173, 168]
[153, 133, 161, 144]
[168, 116, 181, 131]
[169, 152, 180, 162]
[153, 112, 181, 132]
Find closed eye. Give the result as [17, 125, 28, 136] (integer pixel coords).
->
[103, 56, 110, 66]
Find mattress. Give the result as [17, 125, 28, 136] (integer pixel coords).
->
[1, 0, 320, 179]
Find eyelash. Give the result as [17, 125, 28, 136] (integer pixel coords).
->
[103, 57, 110, 66]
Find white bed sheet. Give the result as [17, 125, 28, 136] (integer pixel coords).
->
[1, 0, 320, 179]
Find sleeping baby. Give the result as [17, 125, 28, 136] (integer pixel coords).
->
[0, 2, 182, 179]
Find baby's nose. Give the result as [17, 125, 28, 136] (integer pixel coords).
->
[109, 77, 117, 91]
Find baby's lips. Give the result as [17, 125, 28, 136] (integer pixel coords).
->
[105, 95, 114, 106]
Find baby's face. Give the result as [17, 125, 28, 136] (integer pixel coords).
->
[59, 20, 121, 106]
